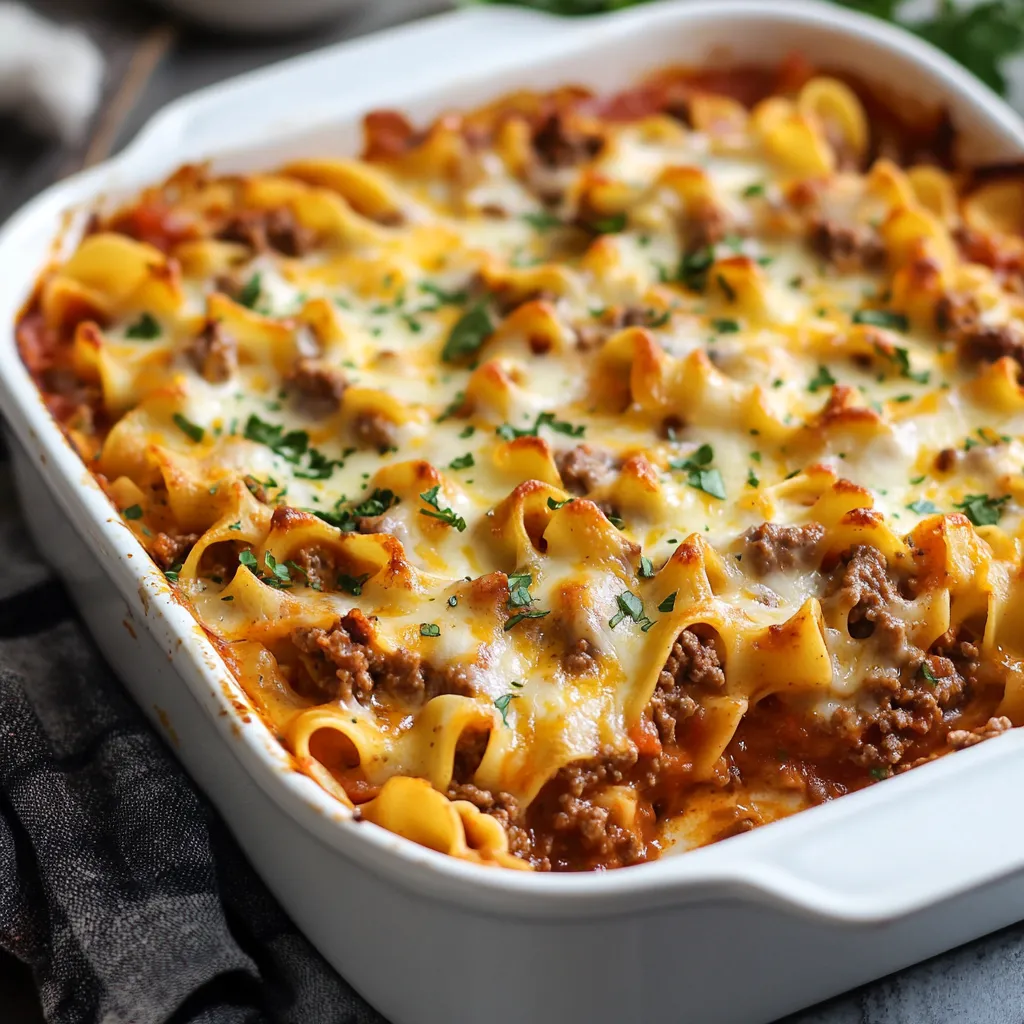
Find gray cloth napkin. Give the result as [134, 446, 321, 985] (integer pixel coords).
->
[0, 443, 385, 1024]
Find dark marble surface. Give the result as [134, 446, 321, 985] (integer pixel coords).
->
[3, 2, 1024, 1021]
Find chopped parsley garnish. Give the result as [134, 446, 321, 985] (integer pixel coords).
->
[420, 623, 441, 637]
[669, 443, 726, 500]
[588, 212, 627, 234]
[227, 521, 242, 531]
[609, 590, 654, 631]
[522, 211, 563, 232]
[869, 767, 889, 781]
[742, 182, 766, 197]
[505, 609, 549, 630]
[547, 496, 574, 510]
[459, 425, 475, 439]
[238, 273, 262, 310]
[954, 493, 1011, 527]
[496, 410, 585, 441]
[646, 310, 671, 329]
[503, 570, 549, 630]
[419, 485, 467, 531]
[449, 453, 475, 471]
[907, 499, 940, 515]
[716, 273, 736, 303]
[808, 365, 836, 393]
[309, 489, 399, 531]
[910, 475, 926, 485]
[494, 692, 519, 726]
[746, 468, 759, 488]
[173, 413, 205, 443]
[678, 245, 714, 292]
[442, 302, 495, 362]
[244, 415, 309, 461]
[125, 312, 161, 339]
[164, 562, 183, 583]
[853, 308, 908, 332]
[123, 504, 143, 520]
[419, 281, 468, 307]
[639, 555, 655, 578]
[436, 391, 466, 422]
[658, 592, 677, 613]
[239, 549, 293, 589]
[883, 345, 931, 385]
[337, 572, 371, 595]
[919, 662, 938, 686]
[243, 415, 341, 477]
[711, 318, 740, 334]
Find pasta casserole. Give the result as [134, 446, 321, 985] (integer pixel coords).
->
[17, 56, 1024, 871]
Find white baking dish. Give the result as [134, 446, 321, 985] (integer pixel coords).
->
[4, 3, 1024, 1021]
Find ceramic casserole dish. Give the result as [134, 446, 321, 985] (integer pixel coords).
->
[3, 2, 1024, 1021]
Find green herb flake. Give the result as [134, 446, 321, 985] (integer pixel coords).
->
[442, 303, 496, 362]
[639, 555, 655, 578]
[808, 365, 836, 393]
[678, 245, 714, 292]
[173, 413, 205, 443]
[742, 182, 766, 197]
[449, 453, 475, 471]
[954, 493, 1011, 527]
[238, 273, 262, 310]
[123, 504, 143, 520]
[711, 318, 740, 334]
[658, 591, 677, 613]
[853, 308, 908, 332]
[420, 623, 441, 638]
[920, 661, 939, 686]
[125, 312, 161, 339]
[522, 210, 564, 232]
[494, 692, 519, 726]
[907, 499, 940, 515]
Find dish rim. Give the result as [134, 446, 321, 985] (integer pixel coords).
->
[3, 0, 1024, 923]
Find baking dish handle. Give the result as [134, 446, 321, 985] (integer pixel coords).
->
[712, 730, 1024, 924]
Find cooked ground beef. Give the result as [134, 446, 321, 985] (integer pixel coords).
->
[574, 306, 658, 350]
[935, 294, 1024, 364]
[825, 545, 906, 651]
[150, 530, 199, 569]
[531, 112, 603, 169]
[289, 615, 472, 706]
[187, 320, 237, 383]
[808, 216, 886, 273]
[555, 445, 619, 495]
[351, 411, 399, 451]
[682, 199, 729, 251]
[829, 627, 981, 769]
[291, 547, 336, 592]
[288, 357, 347, 416]
[934, 447, 958, 472]
[742, 521, 825, 576]
[216, 206, 315, 257]
[563, 638, 598, 675]
[650, 628, 725, 745]
[947, 715, 1013, 749]
[447, 783, 531, 858]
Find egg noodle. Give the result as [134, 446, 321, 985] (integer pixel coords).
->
[18, 57, 1024, 871]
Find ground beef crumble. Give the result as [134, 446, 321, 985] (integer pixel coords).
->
[187, 321, 237, 383]
[287, 358, 347, 416]
[288, 614, 472, 706]
[742, 521, 825, 576]
[555, 445, 619, 495]
[650, 628, 726, 745]
[808, 215, 886, 273]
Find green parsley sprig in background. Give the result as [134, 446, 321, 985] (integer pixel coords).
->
[467, 0, 1024, 98]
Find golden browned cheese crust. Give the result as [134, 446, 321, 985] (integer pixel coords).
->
[16, 59, 1024, 871]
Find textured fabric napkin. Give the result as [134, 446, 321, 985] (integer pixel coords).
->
[0, 447, 384, 1023]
